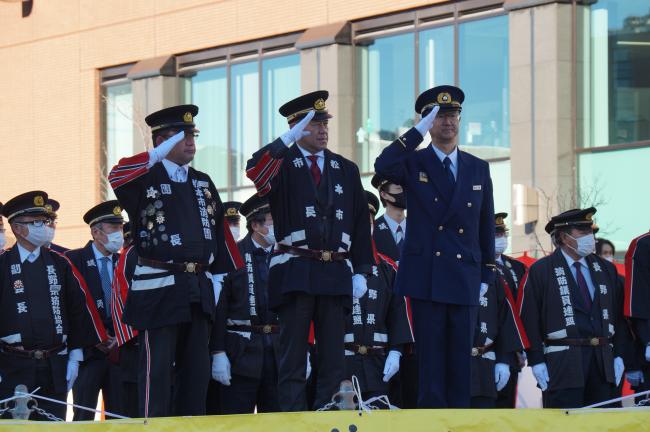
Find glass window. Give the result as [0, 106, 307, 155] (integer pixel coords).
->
[231, 61, 260, 188]
[418, 25, 455, 94]
[581, 0, 650, 147]
[579, 147, 650, 252]
[489, 159, 511, 220]
[191, 67, 228, 189]
[103, 82, 133, 199]
[356, 33, 415, 172]
[458, 15, 510, 159]
[262, 54, 301, 144]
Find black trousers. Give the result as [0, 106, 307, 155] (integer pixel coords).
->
[495, 366, 519, 408]
[205, 381, 223, 415]
[221, 347, 280, 414]
[276, 293, 346, 411]
[0, 363, 66, 421]
[543, 354, 612, 408]
[137, 304, 211, 418]
[72, 356, 122, 420]
[411, 299, 477, 408]
[471, 396, 496, 408]
[118, 341, 139, 418]
[399, 352, 419, 408]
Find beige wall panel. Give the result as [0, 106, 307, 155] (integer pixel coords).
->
[80, 19, 156, 70]
[327, 0, 446, 22]
[79, 0, 155, 31]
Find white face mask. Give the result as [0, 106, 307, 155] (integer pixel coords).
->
[230, 226, 240, 241]
[102, 230, 124, 254]
[567, 233, 596, 257]
[25, 224, 49, 248]
[0, 232, 6, 249]
[262, 225, 276, 245]
[495, 236, 508, 255]
[45, 226, 56, 246]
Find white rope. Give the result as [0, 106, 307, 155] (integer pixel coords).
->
[15, 391, 132, 420]
[565, 389, 650, 414]
[0, 386, 41, 405]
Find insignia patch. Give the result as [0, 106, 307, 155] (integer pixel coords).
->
[183, 112, 193, 123]
[87, 259, 96, 267]
[314, 98, 326, 110]
[473, 185, 482, 191]
[34, 195, 44, 206]
[113, 206, 122, 216]
[419, 172, 428, 183]
[160, 184, 172, 195]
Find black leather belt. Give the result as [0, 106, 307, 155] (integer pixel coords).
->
[545, 337, 610, 347]
[0, 343, 66, 360]
[276, 244, 349, 262]
[471, 343, 494, 357]
[138, 257, 207, 273]
[345, 343, 385, 356]
[228, 324, 279, 334]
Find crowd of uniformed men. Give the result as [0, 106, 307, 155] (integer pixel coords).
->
[0, 86, 649, 420]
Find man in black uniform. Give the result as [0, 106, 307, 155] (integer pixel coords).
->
[344, 191, 413, 402]
[223, 202, 242, 242]
[371, 174, 406, 263]
[493, 213, 528, 407]
[246, 91, 374, 411]
[65, 201, 124, 419]
[0, 202, 6, 251]
[108, 104, 243, 417]
[210, 193, 285, 413]
[0, 191, 105, 420]
[520, 208, 627, 408]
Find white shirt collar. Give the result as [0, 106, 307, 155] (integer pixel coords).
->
[297, 145, 324, 160]
[383, 213, 406, 234]
[91, 242, 112, 263]
[17, 242, 41, 264]
[251, 237, 272, 253]
[496, 255, 503, 264]
[560, 248, 588, 270]
[431, 144, 458, 167]
[162, 158, 189, 182]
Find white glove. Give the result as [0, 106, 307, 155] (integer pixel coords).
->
[66, 360, 80, 391]
[532, 362, 550, 391]
[626, 370, 644, 387]
[352, 274, 368, 299]
[147, 130, 186, 168]
[280, 110, 315, 146]
[306, 352, 312, 380]
[614, 356, 625, 386]
[414, 105, 440, 137]
[480, 283, 488, 298]
[211, 273, 225, 305]
[495, 363, 511, 391]
[383, 350, 401, 383]
[645, 346, 650, 362]
[212, 352, 231, 386]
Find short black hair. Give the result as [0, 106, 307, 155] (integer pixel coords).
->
[246, 212, 268, 233]
[596, 238, 615, 256]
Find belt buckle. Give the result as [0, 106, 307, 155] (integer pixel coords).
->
[262, 325, 272, 334]
[185, 262, 196, 273]
[358, 345, 368, 355]
[471, 348, 479, 357]
[33, 350, 44, 360]
[590, 337, 599, 346]
[321, 251, 332, 262]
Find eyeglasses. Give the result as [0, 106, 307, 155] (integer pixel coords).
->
[16, 219, 52, 227]
[165, 130, 199, 140]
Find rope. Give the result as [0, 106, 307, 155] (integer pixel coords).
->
[10, 390, 133, 420]
[565, 389, 650, 414]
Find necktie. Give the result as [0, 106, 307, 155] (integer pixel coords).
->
[573, 262, 592, 310]
[396, 225, 404, 249]
[174, 166, 187, 182]
[99, 257, 113, 318]
[443, 157, 455, 186]
[307, 155, 321, 186]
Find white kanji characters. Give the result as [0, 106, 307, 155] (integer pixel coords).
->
[170, 234, 182, 246]
[87, 259, 96, 267]
[602, 309, 609, 321]
[378, 223, 388, 231]
[372, 266, 378, 277]
[97, 299, 104, 310]
[480, 322, 488, 334]
[10, 264, 21, 275]
[335, 209, 343, 220]
[366, 313, 376, 325]
[335, 184, 343, 195]
[293, 158, 304, 168]
[13, 280, 24, 294]
[203, 228, 212, 240]
[160, 184, 172, 195]
[554, 267, 565, 277]
[368, 289, 377, 300]
[559, 285, 570, 296]
[561, 295, 571, 306]
[146, 187, 158, 199]
[17, 302, 28, 314]
[600, 284, 607, 295]
[479, 296, 488, 307]
[352, 303, 361, 315]
[557, 276, 568, 286]
[330, 160, 340, 169]
[592, 262, 602, 272]
[565, 316, 575, 326]
[305, 206, 316, 218]
[353, 315, 363, 326]
[563, 305, 574, 317]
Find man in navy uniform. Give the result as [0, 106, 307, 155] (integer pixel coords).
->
[0, 191, 106, 420]
[65, 201, 125, 419]
[371, 174, 406, 263]
[223, 202, 242, 241]
[374, 85, 496, 408]
[108, 104, 243, 417]
[246, 91, 374, 411]
[520, 208, 627, 408]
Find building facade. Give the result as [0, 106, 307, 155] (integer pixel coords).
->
[0, 0, 648, 256]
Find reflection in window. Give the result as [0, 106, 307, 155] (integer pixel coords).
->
[262, 55, 301, 144]
[356, 33, 415, 172]
[581, 0, 650, 147]
[579, 147, 650, 251]
[231, 61, 260, 188]
[419, 26, 455, 93]
[191, 67, 228, 188]
[489, 159, 511, 226]
[459, 15, 509, 159]
[104, 83, 133, 199]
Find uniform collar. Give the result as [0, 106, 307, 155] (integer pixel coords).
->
[431, 143, 458, 167]
[383, 213, 406, 234]
[297, 144, 324, 160]
[251, 236, 272, 253]
[17, 242, 40, 263]
[560, 248, 588, 270]
[91, 241, 113, 263]
[162, 158, 190, 181]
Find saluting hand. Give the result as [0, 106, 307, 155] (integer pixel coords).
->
[280, 110, 315, 146]
[414, 105, 440, 138]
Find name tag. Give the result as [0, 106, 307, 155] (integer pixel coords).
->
[473, 185, 482, 191]
[419, 172, 428, 183]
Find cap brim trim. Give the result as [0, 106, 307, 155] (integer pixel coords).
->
[150, 122, 196, 132]
[89, 215, 124, 227]
[287, 110, 332, 123]
[7, 207, 49, 221]
[244, 204, 271, 219]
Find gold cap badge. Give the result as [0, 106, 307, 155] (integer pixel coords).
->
[226, 208, 238, 217]
[437, 92, 451, 104]
[44, 204, 53, 213]
[34, 196, 44, 206]
[585, 212, 593, 221]
[183, 112, 193, 123]
[496, 216, 504, 225]
[314, 98, 326, 111]
[113, 206, 122, 216]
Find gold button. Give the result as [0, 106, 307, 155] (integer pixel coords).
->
[435, 251, 441, 256]
[456, 254, 462, 259]
[438, 226, 443, 231]
[459, 228, 464, 234]
[467, 202, 472, 207]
